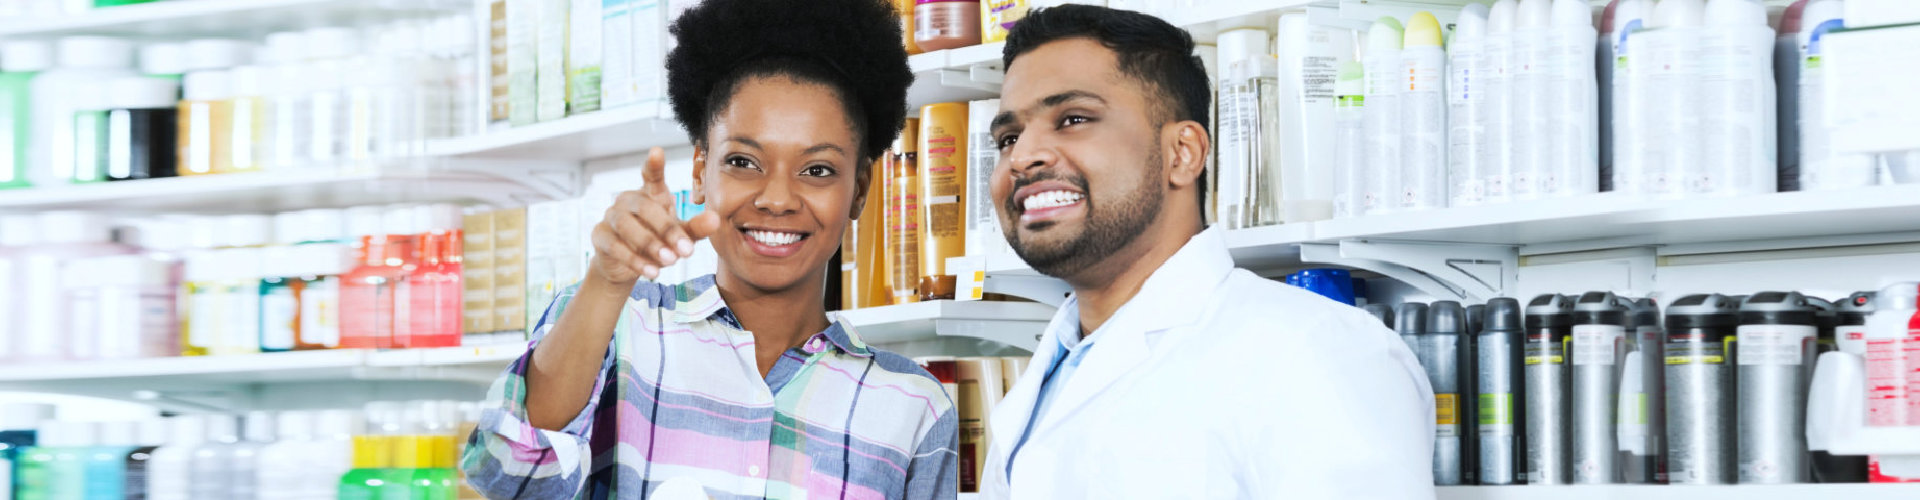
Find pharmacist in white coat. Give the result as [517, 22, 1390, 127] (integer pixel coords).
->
[976, 6, 1436, 499]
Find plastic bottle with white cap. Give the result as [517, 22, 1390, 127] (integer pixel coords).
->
[70, 80, 115, 184]
[189, 415, 242, 500]
[342, 207, 406, 349]
[263, 31, 311, 171]
[1274, 12, 1350, 223]
[84, 421, 142, 498]
[211, 216, 269, 355]
[18, 212, 135, 362]
[1640, 0, 1707, 199]
[224, 411, 276, 499]
[1212, 28, 1268, 229]
[104, 76, 181, 181]
[1333, 61, 1368, 219]
[256, 411, 314, 499]
[1510, 0, 1551, 201]
[1695, 0, 1777, 197]
[180, 70, 234, 176]
[306, 409, 362, 498]
[1484, 0, 1519, 203]
[31, 37, 137, 188]
[1538, 0, 1599, 198]
[230, 65, 271, 174]
[139, 43, 188, 80]
[1795, 0, 1876, 191]
[16, 420, 95, 498]
[1450, 4, 1490, 207]
[305, 27, 362, 167]
[119, 419, 168, 500]
[1400, 12, 1448, 213]
[146, 415, 204, 500]
[0, 403, 56, 500]
[63, 253, 176, 360]
[1, 41, 54, 190]
[0, 216, 37, 363]
[1363, 17, 1404, 216]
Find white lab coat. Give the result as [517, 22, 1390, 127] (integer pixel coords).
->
[978, 228, 1436, 499]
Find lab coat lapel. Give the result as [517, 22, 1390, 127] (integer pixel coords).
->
[987, 301, 1073, 463]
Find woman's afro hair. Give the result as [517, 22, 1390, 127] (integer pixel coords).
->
[665, 0, 914, 163]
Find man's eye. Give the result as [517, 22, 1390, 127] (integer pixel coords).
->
[996, 134, 1018, 150]
[1060, 115, 1090, 128]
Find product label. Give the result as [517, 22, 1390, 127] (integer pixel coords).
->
[1435, 393, 1459, 436]
[302, 279, 341, 347]
[1665, 334, 1729, 365]
[1572, 325, 1626, 366]
[261, 285, 298, 350]
[1524, 336, 1565, 365]
[1302, 55, 1340, 103]
[1735, 325, 1816, 366]
[1905, 315, 1920, 426]
[1479, 393, 1513, 427]
[187, 287, 222, 350]
[1866, 337, 1907, 426]
[914, 5, 964, 40]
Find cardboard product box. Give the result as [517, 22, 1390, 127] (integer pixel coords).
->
[566, 0, 603, 114]
[493, 208, 530, 333]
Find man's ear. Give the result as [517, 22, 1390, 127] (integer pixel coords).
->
[690, 148, 708, 205]
[1165, 120, 1209, 190]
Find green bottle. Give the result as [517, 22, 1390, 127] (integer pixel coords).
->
[338, 435, 408, 500]
[93, 0, 162, 6]
[14, 421, 93, 500]
[72, 105, 111, 184]
[407, 433, 457, 500]
[0, 41, 52, 190]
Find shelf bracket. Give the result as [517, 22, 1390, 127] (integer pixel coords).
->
[939, 68, 1003, 93]
[983, 274, 1073, 307]
[1301, 240, 1518, 303]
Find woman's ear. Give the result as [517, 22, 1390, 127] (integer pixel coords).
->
[690, 148, 708, 205]
[849, 160, 873, 220]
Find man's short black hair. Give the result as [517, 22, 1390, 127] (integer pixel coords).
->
[1001, 5, 1213, 215]
[666, 0, 914, 164]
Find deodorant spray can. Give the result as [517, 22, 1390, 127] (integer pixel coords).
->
[1525, 294, 1575, 484]
[1623, 297, 1667, 484]
[1810, 296, 1838, 357]
[1572, 292, 1630, 484]
[1737, 292, 1817, 484]
[1427, 301, 1469, 485]
[1366, 303, 1396, 329]
[1834, 292, 1874, 356]
[1479, 298, 1526, 485]
[1399, 302, 1429, 357]
[1461, 303, 1481, 484]
[1665, 293, 1740, 484]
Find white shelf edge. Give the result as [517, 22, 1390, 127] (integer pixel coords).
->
[0, 0, 333, 36]
[0, 169, 375, 208]
[424, 101, 685, 160]
[0, 345, 525, 384]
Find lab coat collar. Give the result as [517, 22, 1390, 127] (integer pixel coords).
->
[1011, 226, 1236, 441]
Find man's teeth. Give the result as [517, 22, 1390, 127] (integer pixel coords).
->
[747, 230, 804, 246]
[1022, 191, 1084, 210]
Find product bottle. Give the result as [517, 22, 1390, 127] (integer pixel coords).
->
[1214, 28, 1260, 229]
[1400, 12, 1448, 212]
[1775, 0, 1808, 193]
[70, 82, 113, 184]
[31, 37, 137, 188]
[1571, 292, 1630, 484]
[915, 0, 982, 52]
[1664, 293, 1738, 484]
[311, 409, 363, 499]
[139, 43, 188, 81]
[406, 232, 448, 348]
[1509, 0, 1550, 201]
[15, 212, 137, 363]
[1795, 0, 1874, 191]
[1273, 14, 1348, 222]
[1362, 17, 1404, 215]
[888, 123, 923, 305]
[178, 70, 234, 177]
[0, 404, 55, 500]
[104, 77, 181, 181]
[84, 421, 140, 499]
[1478, 298, 1527, 485]
[298, 210, 352, 350]
[1425, 301, 1469, 485]
[1333, 62, 1368, 219]
[388, 207, 428, 348]
[1735, 292, 1815, 484]
[434, 215, 466, 348]
[1363, 302, 1394, 329]
[0, 41, 52, 190]
[212, 245, 266, 356]
[1524, 294, 1574, 485]
[306, 27, 360, 166]
[265, 33, 312, 171]
[1642, 0, 1707, 199]
[16, 420, 93, 500]
[122, 419, 166, 500]
[1607, 0, 1654, 195]
[1449, 5, 1490, 207]
[341, 208, 411, 349]
[339, 406, 407, 500]
[66, 255, 176, 360]
[1623, 297, 1666, 484]
[229, 65, 269, 174]
[918, 103, 968, 300]
[145, 415, 202, 500]
[1541, 0, 1601, 197]
[1864, 283, 1915, 428]
[1835, 291, 1874, 356]
[255, 411, 311, 500]
[1484, 0, 1519, 203]
[405, 402, 457, 500]
[1395, 302, 1427, 360]
[188, 416, 242, 500]
[964, 99, 1007, 260]
[1696, 0, 1778, 197]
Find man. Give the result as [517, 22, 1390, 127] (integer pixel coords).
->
[977, 5, 1436, 498]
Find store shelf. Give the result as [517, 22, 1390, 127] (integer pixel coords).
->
[0, 344, 526, 389]
[0, 167, 572, 213]
[1314, 194, 1651, 247]
[1436, 484, 1920, 500]
[0, 0, 452, 38]
[425, 103, 689, 162]
[837, 300, 1054, 351]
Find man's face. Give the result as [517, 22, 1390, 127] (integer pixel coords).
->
[989, 38, 1166, 280]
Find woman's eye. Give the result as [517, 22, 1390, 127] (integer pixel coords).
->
[725, 157, 757, 169]
[801, 165, 836, 177]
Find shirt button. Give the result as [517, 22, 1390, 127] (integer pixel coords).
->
[807, 337, 825, 352]
[748, 465, 762, 477]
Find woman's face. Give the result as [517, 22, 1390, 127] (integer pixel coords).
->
[694, 76, 867, 296]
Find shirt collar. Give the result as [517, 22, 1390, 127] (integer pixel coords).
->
[669, 274, 873, 358]
[1070, 226, 1235, 337]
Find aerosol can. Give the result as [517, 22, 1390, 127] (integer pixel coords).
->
[1736, 292, 1817, 484]
[1572, 292, 1630, 484]
[1399, 302, 1429, 356]
[1364, 303, 1396, 329]
[1524, 294, 1575, 484]
[1479, 298, 1527, 485]
[1427, 301, 1469, 485]
[1665, 294, 1740, 484]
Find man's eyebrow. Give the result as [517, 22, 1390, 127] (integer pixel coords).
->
[991, 90, 1107, 130]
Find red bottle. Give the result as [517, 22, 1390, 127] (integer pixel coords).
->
[405, 232, 464, 348]
[339, 234, 406, 349]
[434, 228, 464, 347]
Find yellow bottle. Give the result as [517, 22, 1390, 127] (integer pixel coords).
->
[859, 156, 891, 309]
[889, 119, 922, 305]
[178, 70, 234, 176]
[917, 103, 968, 301]
[229, 65, 269, 174]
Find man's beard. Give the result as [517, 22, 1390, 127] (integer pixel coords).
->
[1003, 148, 1164, 280]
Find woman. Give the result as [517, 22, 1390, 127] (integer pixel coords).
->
[460, 0, 955, 498]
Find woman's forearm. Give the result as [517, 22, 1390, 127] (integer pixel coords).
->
[524, 276, 633, 430]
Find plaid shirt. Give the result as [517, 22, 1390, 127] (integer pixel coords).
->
[461, 275, 959, 500]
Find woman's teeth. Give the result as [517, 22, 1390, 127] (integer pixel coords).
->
[1022, 191, 1084, 211]
[746, 230, 804, 246]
